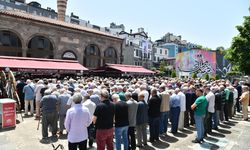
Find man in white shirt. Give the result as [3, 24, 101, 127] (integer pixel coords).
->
[34, 80, 44, 119]
[140, 85, 149, 103]
[177, 88, 186, 130]
[204, 87, 215, 135]
[65, 93, 92, 150]
[83, 94, 96, 148]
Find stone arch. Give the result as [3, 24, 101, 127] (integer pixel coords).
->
[0, 29, 23, 56]
[83, 44, 101, 69]
[103, 47, 118, 64]
[27, 34, 55, 58]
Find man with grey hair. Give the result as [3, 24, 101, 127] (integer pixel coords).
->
[40, 89, 58, 143]
[177, 88, 186, 130]
[65, 93, 92, 150]
[93, 89, 115, 150]
[58, 88, 70, 135]
[23, 79, 35, 116]
[136, 92, 148, 147]
[125, 92, 138, 150]
[34, 80, 44, 119]
[148, 88, 161, 142]
[159, 85, 170, 135]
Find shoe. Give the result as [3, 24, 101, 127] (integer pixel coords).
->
[136, 144, 143, 148]
[192, 139, 201, 143]
[244, 118, 248, 121]
[40, 138, 49, 144]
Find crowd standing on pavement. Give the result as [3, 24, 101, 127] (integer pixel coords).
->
[14, 76, 250, 150]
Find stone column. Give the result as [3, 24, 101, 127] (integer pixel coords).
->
[57, 0, 67, 21]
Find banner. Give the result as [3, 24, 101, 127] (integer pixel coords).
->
[2, 103, 16, 128]
[141, 40, 148, 53]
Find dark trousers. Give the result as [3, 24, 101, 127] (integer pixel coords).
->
[128, 127, 136, 150]
[204, 112, 212, 134]
[228, 102, 234, 118]
[68, 140, 87, 150]
[236, 98, 241, 112]
[149, 117, 160, 141]
[184, 109, 195, 127]
[170, 107, 180, 133]
[224, 102, 229, 121]
[87, 123, 95, 147]
[42, 111, 58, 138]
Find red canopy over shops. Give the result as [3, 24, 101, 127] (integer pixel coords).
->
[0, 56, 88, 73]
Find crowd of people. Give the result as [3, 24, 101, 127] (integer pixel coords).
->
[14, 76, 250, 150]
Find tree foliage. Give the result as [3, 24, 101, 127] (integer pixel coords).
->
[192, 73, 197, 79]
[205, 74, 209, 81]
[225, 9, 250, 75]
[171, 70, 177, 78]
[159, 61, 166, 73]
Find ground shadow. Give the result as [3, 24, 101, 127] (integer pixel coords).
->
[0, 126, 16, 132]
[200, 142, 220, 150]
[208, 132, 225, 138]
[16, 119, 21, 124]
[173, 132, 188, 138]
[218, 124, 231, 129]
[160, 135, 179, 143]
[223, 121, 236, 126]
[217, 128, 231, 134]
[139, 145, 156, 150]
[151, 140, 169, 149]
[180, 129, 193, 134]
[204, 136, 219, 143]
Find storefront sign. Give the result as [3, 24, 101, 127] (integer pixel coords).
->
[2, 103, 15, 128]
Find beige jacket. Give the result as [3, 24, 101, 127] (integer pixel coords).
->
[160, 91, 170, 112]
[240, 91, 249, 106]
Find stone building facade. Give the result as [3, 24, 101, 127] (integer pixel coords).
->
[0, 10, 123, 69]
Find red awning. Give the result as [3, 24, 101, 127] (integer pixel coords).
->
[105, 63, 154, 74]
[0, 56, 88, 73]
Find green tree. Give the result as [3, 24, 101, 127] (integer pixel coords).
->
[192, 73, 197, 79]
[159, 61, 166, 73]
[205, 74, 209, 81]
[171, 70, 177, 78]
[215, 74, 220, 80]
[225, 8, 250, 74]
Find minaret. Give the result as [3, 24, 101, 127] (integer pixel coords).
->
[57, 0, 67, 21]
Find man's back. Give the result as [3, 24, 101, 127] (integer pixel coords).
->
[160, 91, 170, 112]
[136, 101, 148, 125]
[94, 100, 115, 129]
[41, 95, 58, 114]
[58, 93, 70, 115]
[127, 99, 138, 127]
[115, 101, 129, 127]
[148, 95, 161, 118]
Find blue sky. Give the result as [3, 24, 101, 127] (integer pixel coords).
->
[27, 0, 249, 49]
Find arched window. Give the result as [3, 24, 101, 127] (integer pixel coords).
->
[103, 47, 117, 64]
[28, 36, 53, 58]
[0, 30, 22, 56]
[84, 44, 100, 68]
[62, 51, 77, 60]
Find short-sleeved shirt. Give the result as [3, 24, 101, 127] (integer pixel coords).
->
[194, 95, 208, 116]
[94, 100, 115, 129]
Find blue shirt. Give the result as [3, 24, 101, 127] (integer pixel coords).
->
[58, 93, 71, 115]
[170, 94, 180, 108]
[23, 84, 35, 100]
